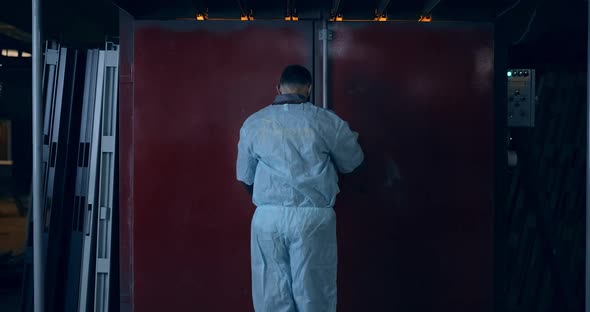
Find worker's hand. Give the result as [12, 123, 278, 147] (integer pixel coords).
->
[341, 155, 402, 196]
[382, 157, 401, 190]
[241, 182, 254, 197]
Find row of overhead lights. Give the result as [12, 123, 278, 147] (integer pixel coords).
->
[1, 49, 31, 58]
[194, 12, 432, 22]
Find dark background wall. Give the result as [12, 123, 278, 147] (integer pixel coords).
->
[502, 69, 586, 312]
[0, 60, 31, 196]
[496, 2, 587, 311]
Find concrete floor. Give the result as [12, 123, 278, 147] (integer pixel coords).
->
[0, 199, 26, 312]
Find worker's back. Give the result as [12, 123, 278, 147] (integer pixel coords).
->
[237, 67, 363, 312]
[237, 101, 363, 208]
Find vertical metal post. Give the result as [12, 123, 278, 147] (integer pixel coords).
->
[322, 19, 329, 109]
[586, 1, 590, 311]
[31, 0, 44, 311]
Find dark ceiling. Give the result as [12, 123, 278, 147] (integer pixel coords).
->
[112, 0, 587, 66]
[0, 0, 118, 48]
[0, 0, 587, 65]
[115, 0, 511, 21]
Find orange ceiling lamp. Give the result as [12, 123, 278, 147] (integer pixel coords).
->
[374, 15, 388, 22]
[419, 15, 432, 22]
[240, 14, 254, 21]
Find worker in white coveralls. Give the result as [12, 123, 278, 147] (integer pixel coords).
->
[236, 65, 364, 312]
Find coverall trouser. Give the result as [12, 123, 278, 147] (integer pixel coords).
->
[251, 206, 337, 312]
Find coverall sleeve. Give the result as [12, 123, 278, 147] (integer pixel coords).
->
[330, 120, 364, 174]
[236, 128, 258, 185]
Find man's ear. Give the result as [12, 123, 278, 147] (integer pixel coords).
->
[307, 85, 312, 97]
[276, 85, 281, 95]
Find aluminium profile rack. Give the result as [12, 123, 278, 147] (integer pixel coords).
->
[93, 42, 119, 312]
[78, 49, 105, 312]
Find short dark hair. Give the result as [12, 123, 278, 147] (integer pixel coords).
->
[279, 65, 312, 86]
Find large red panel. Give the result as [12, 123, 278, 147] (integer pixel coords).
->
[331, 23, 495, 312]
[131, 21, 313, 311]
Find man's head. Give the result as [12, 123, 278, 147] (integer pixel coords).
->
[277, 65, 312, 98]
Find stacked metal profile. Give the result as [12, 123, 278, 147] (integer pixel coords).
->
[21, 41, 120, 312]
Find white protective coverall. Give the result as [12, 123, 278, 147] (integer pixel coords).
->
[237, 93, 364, 312]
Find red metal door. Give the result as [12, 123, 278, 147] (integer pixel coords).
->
[127, 21, 314, 312]
[330, 23, 495, 312]
[122, 19, 494, 312]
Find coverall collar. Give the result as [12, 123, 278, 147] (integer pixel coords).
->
[272, 93, 308, 105]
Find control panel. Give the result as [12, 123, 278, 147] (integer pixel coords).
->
[507, 69, 535, 127]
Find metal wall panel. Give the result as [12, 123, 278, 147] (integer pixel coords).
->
[118, 9, 134, 312]
[129, 20, 314, 311]
[329, 22, 495, 312]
